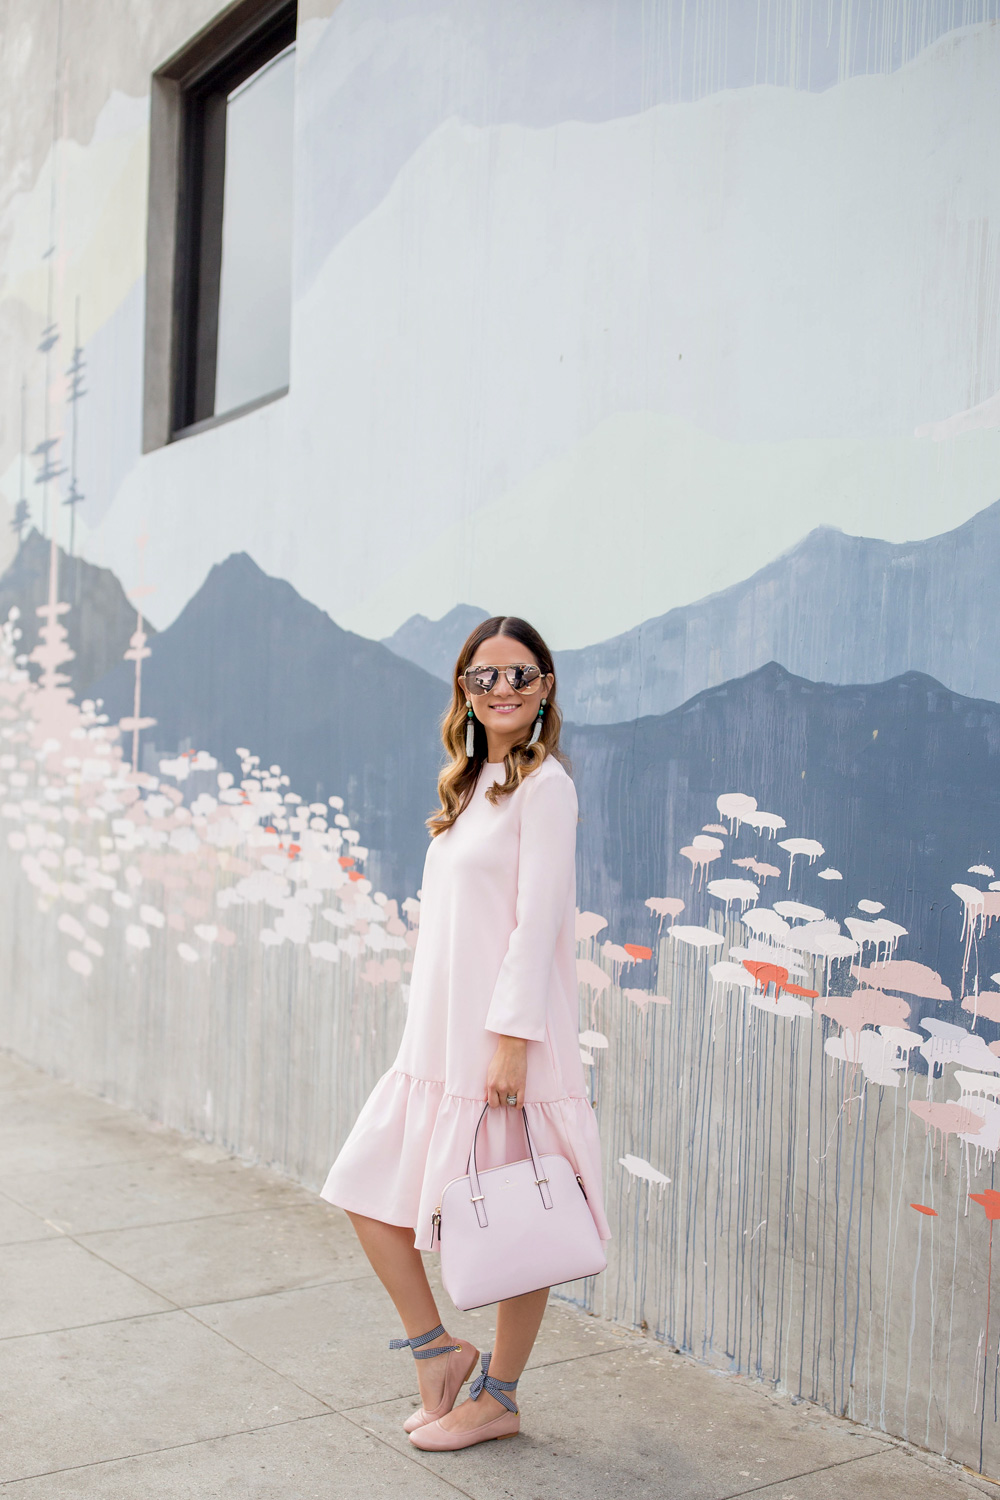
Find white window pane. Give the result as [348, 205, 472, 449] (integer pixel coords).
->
[214, 46, 294, 415]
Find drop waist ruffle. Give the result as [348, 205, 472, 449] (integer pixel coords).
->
[319, 1066, 611, 1252]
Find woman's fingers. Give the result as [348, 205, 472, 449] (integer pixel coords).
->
[486, 1037, 528, 1106]
[486, 1081, 522, 1107]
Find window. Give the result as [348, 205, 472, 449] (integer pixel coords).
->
[212, 48, 295, 416]
[144, 1, 297, 446]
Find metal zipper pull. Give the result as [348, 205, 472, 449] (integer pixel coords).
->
[575, 1174, 588, 1199]
[431, 1207, 442, 1243]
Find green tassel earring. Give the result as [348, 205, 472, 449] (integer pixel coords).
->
[528, 697, 547, 746]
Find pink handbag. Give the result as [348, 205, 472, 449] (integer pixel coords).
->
[433, 1103, 607, 1310]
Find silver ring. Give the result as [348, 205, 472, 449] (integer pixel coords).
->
[505, 1093, 518, 1106]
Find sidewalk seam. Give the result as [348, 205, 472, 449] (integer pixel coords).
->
[0, 1231, 359, 1423]
[69, 1202, 333, 1236]
[0, 1410, 472, 1492]
[334, 1408, 485, 1500]
[713, 1445, 984, 1499]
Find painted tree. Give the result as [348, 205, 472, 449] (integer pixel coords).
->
[117, 535, 156, 773]
[62, 297, 87, 557]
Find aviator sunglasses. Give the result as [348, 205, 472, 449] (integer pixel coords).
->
[462, 663, 546, 695]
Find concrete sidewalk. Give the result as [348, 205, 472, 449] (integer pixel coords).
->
[0, 1050, 991, 1500]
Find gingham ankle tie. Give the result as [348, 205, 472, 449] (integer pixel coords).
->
[469, 1351, 519, 1414]
[388, 1323, 460, 1360]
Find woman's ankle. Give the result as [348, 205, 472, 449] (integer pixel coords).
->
[414, 1331, 459, 1399]
[473, 1389, 510, 1418]
[420, 1327, 456, 1350]
[397, 1321, 451, 1350]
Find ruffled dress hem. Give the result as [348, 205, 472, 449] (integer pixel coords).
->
[320, 1067, 612, 1252]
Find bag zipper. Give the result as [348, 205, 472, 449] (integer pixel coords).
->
[434, 1157, 583, 1236]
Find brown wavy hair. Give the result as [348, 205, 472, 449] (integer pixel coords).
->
[427, 615, 569, 835]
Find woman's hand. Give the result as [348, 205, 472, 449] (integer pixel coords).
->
[486, 1035, 528, 1108]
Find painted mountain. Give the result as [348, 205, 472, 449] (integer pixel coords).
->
[0, 529, 152, 696]
[372, 500, 1000, 725]
[382, 603, 489, 680]
[91, 554, 450, 897]
[566, 662, 1000, 1005]
[554, 500, 1000, 723]
[86, 548, 1000, 1007]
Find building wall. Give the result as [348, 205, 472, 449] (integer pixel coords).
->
[3, 0, 1000, 1474]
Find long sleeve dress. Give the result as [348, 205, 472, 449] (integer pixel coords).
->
[319, 754, 611, 1253]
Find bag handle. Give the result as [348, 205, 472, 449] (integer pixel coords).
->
[466, 1102, 554, 1228]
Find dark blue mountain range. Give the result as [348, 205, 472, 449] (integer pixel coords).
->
[566, 662, 999, 1005]
[0, 529, 151, 695]
[91, 553, 450, 898]
[384, 500, 1000, 725]
[382, 603, 488, 680]
[556, 501, 1000, 722]
[87, 552, 999, 1009]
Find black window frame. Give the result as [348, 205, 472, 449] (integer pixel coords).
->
[171, 1, 297, 438]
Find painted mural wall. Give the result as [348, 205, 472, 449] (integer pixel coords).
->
[3, 0, 1000, 1475]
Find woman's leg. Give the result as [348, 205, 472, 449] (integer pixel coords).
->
[346, 1211, 457, 1408]
[439, 1285, 549, 1431]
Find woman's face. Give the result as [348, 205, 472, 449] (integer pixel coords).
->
[462, 634, 554, 757]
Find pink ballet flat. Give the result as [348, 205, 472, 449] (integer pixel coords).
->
[390, 1324, 480, 1434]
[408, 1408, 520, 1450]
[409, 1350, 521, 1451]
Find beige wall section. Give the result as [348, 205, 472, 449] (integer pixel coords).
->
[0, 1, 227, 183]
[0, 0, 230, 557]
[298, 0, 341, 19]
[0, 0, 322, 549]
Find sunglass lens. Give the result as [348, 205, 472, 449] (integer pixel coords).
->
[465, 667, 498, 695]
[509, 665, 541, 690]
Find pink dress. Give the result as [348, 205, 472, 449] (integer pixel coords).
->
[320, 755, 611, 1252]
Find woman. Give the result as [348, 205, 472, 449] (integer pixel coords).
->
[320, 615, 610, 1451]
